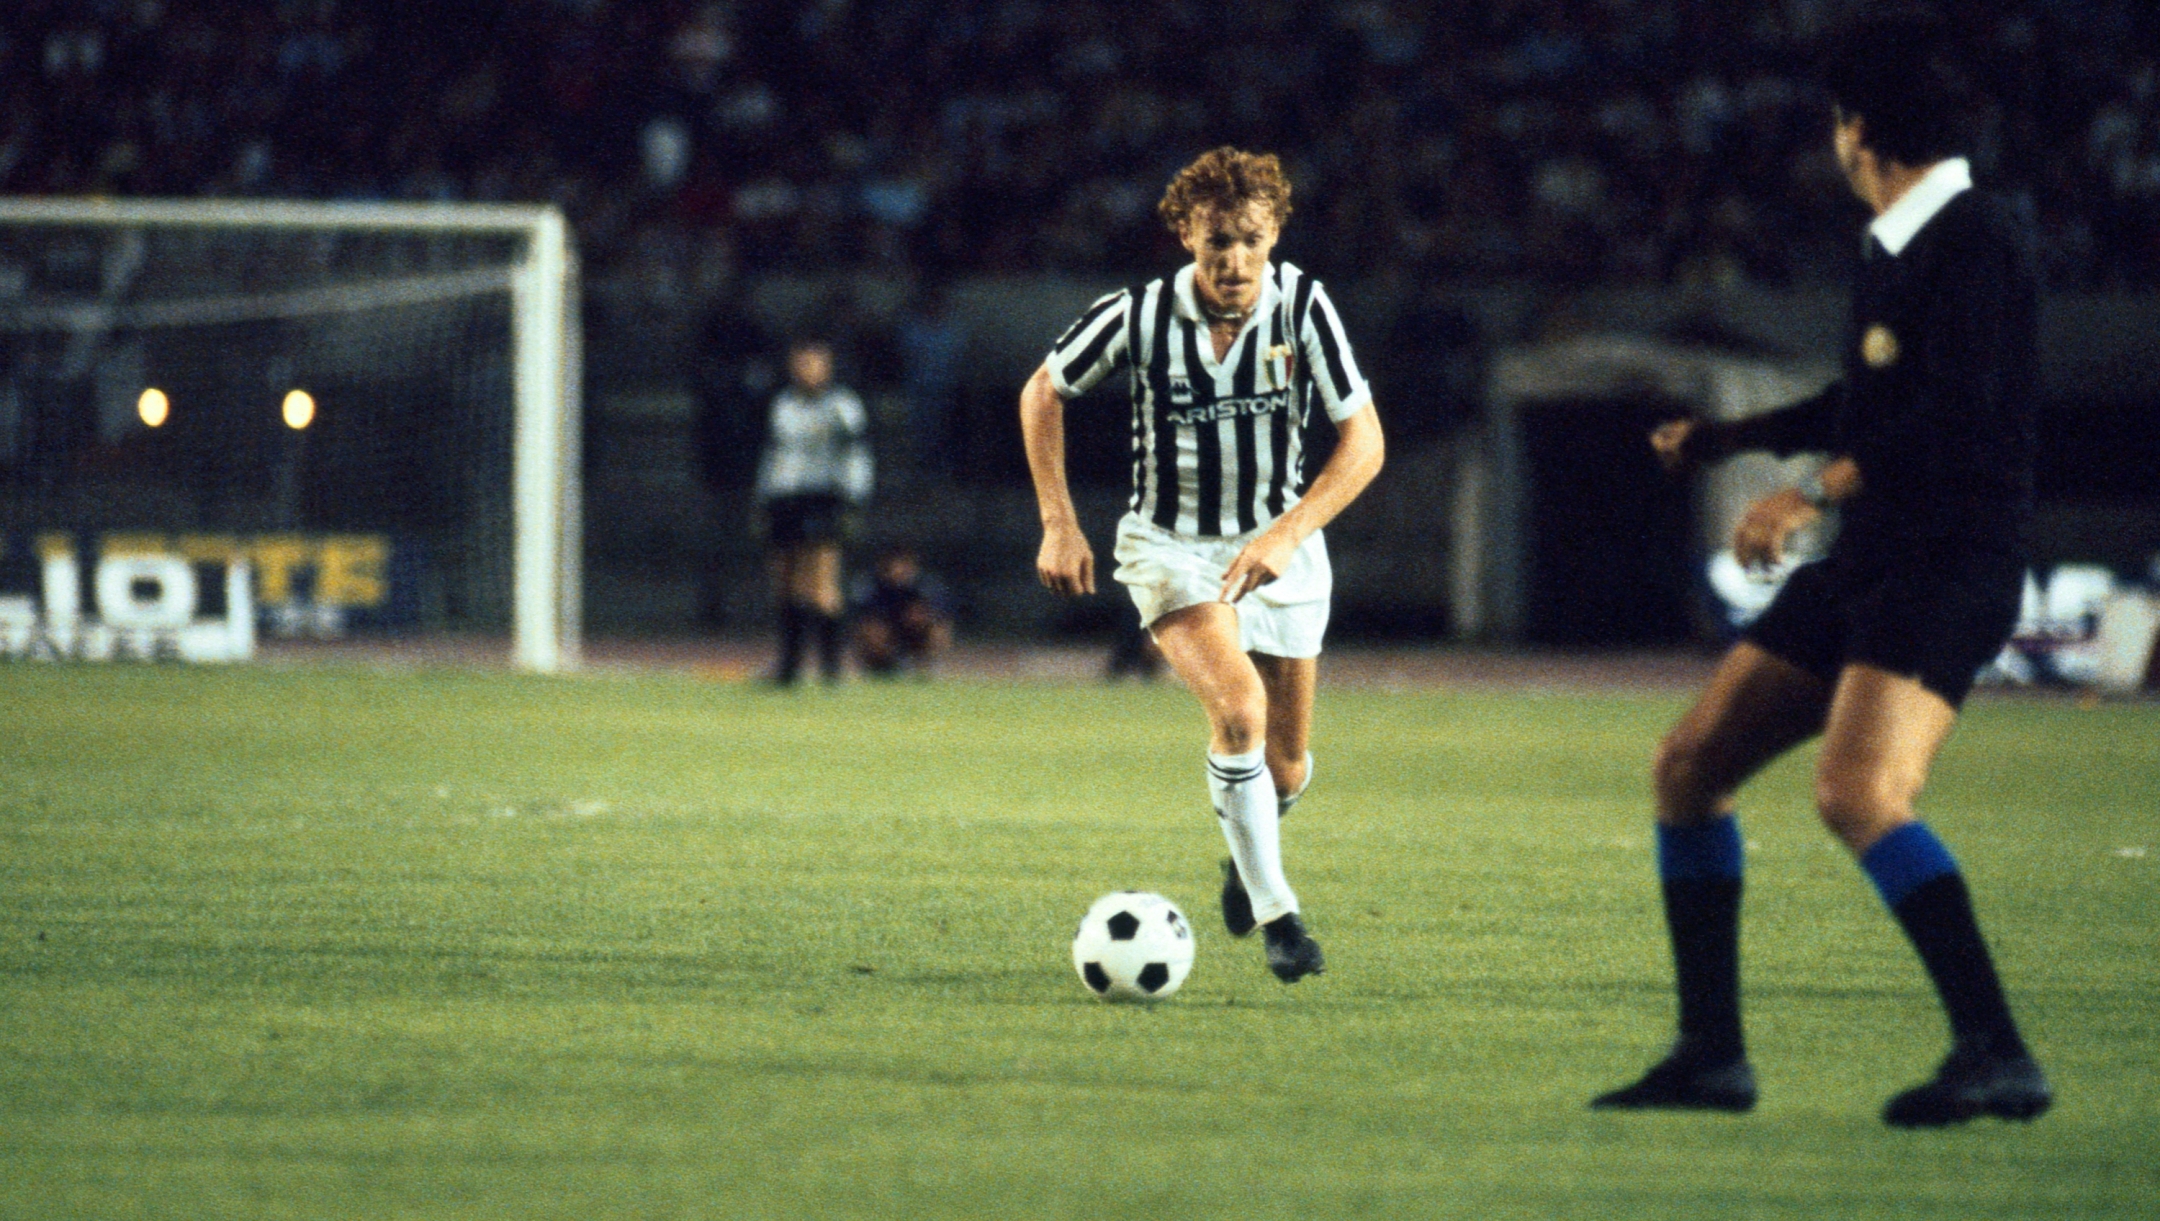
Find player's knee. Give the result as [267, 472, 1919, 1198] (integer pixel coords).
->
[1652, 729, 1711, 811]
[1215, 716, 1264, 755]
[1212, 692, 1268, 754]
[1814, 770, 1909, 840]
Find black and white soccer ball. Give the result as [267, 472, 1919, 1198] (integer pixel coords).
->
[1071, 891, 1195, 1001]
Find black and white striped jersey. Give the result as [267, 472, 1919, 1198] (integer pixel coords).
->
[1044, 262, 1370, 538]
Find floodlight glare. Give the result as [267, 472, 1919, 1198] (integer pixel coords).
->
[138, 388, 170, 427]
[282, 389, 316, 430]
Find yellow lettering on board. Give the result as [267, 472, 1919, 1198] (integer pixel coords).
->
[34, 533, 74, 562]
[101, 533, 170, 558]
[250, 536, 313, 603]
[315, 536, 389, 608]
[176, 535, 244, 563]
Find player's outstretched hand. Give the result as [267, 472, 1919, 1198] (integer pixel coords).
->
[1733, 488, 1820, 570]
[1037, 523, 1096, 596]
[1221, 529, 1297, 603]
[1649, 418, 1698, 473]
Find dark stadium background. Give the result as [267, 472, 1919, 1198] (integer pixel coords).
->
[4, 0, 2157, 647]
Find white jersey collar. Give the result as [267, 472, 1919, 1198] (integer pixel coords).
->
[1172, 262, 1281, 327]
[1869, 157, 1971, 257]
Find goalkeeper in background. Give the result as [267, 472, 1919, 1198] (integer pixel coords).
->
[755, 337, 871, 686]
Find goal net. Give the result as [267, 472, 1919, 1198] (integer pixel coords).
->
[0, 200, 579, 671]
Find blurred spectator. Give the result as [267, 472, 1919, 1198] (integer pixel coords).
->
[692, 299, 780, 490]
[2, 1, 2155, 289]
[850, 546, 953, 678]
[1377, 279, 1484, 443]
[894, 281, 968, 483]
[691, 295, 778, 625]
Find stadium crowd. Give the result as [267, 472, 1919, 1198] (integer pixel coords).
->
[4, 0, 2158, 288]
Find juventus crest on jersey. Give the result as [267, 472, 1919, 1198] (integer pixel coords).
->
[1044, 262, 1371, 538]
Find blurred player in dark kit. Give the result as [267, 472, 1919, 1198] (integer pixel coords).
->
[1595, 5, 2050, 1126]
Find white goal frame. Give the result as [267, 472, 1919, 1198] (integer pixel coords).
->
[0, 198, 582, 672]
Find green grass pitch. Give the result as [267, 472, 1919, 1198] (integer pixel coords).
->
[2, 662, 2155, 1219]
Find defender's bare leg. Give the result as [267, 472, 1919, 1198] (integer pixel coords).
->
[1814, 664, 2050, 1126]
[1811, 663, 1954, 853]
[1654, 642, 1832, 827]
[1596, 642, 1829, 1111]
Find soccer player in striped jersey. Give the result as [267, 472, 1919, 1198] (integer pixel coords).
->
[1019, 147, 1385, 983]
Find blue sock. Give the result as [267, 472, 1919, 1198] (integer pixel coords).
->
[1861, 822, 1960, 907]
[1861, 822, 2025, 1053]
[1657, 816, 1744, 882]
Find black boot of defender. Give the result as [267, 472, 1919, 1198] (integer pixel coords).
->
[1591, 1042, 1758, 1112]
[1883, 1042, 2052, 1127]
[1261, 913, 1324, 983]
[1220, 858, 1256, 938]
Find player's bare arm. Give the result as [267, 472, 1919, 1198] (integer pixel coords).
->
[1019, 363, 1095, 596]
[1649, 417, 1862, 567]
[1221, 403, 1384, 603]
[1732, 457, 1861, 568]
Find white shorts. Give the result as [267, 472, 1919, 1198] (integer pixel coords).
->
[1111, 511, 1332, 659]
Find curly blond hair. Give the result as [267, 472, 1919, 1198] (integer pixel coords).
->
[1157, 147, 1293, 234]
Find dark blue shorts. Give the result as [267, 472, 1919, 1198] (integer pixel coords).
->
[1743, 554, 2021, 708]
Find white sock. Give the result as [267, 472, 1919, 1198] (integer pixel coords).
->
[1208, 745, 1298, 924]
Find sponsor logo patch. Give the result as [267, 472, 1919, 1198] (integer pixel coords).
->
[1165, 389, 1293, 426]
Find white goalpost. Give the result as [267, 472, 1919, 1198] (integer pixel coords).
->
[0, 199, 581, 672]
